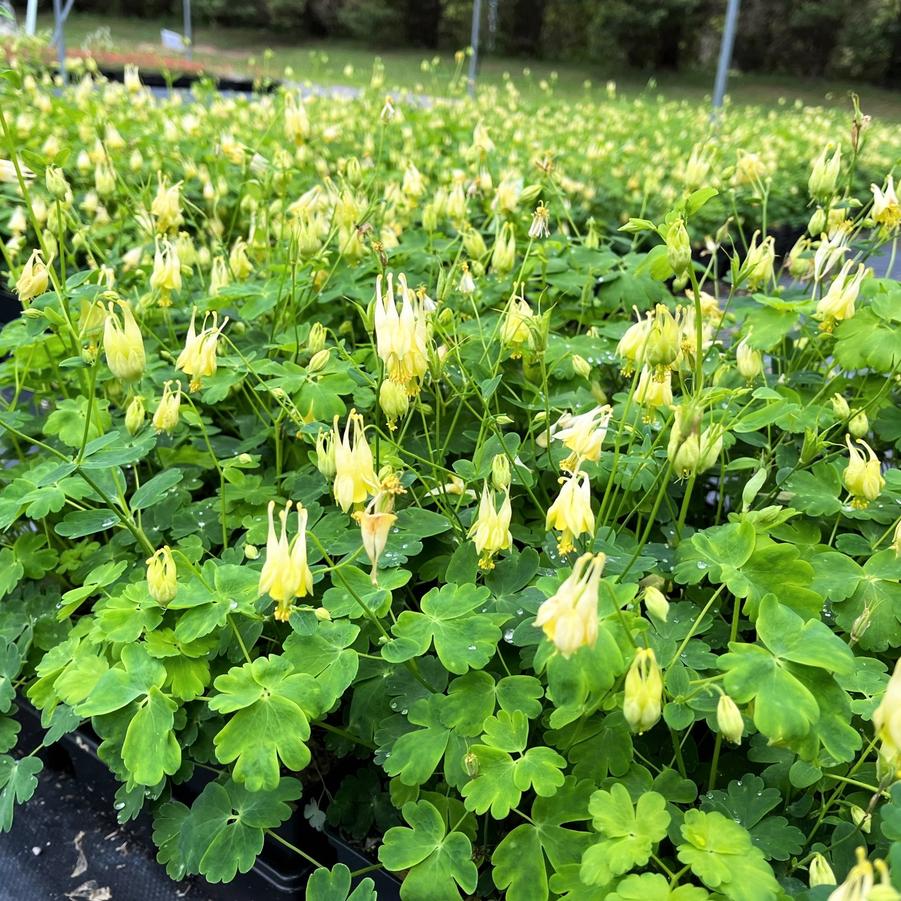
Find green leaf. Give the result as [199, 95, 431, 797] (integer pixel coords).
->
[76, 644, 167, 717]
[0, 640, 22, 714]
[284, 620, 359, 710]
[384, 583, 500, 674]
[0, 755, 43, 831]
[306, 864, 377, 901]
[378, 800, 478, 901]
[609, 874, 710, 900]
[210, 655, 322, 790]
[677, 810, 780, 901]
[177, 778, 301, 883]
[702, 774, 803, 861]
[121, 687, 181, 786]
[580, 784, 670, 886]
[491, 824, 547, 901]
[55, 508, 120, 539]
[0, 549, 24, 600]
[382, 696, 453, 787]
[131, 469, 183, 510]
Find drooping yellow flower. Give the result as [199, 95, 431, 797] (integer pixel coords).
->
[151, 175, 183, 233]
[229, 237, 253, 279]
[540, 405, 613, 472]
[741, 230, 776, 289]
[827, 848, 895, 901]
[873, 659, 901, 767]
[623, 647, 663, 733]
[355, 506, 397, 585]
[635, 366, 673, 414]
[150, 239, 182, 302]
[331, 410, 378, 512]
[103, 300, 145, 381]
[534, 552, 606, 657]
[871, 175, 900, 231]
[546, 470, 594, 554]
[816, 261, 868, 330]
[616, 307, 653, 375]
[843, 436, 884, 508]
[373, 273, 431, 393]
[808, 145, 841, 201]
[259, 501, 314, 620]
[735, 336, 763, 380]
[176, 308, 229, 391]
[491, 222, 516, 276]
[500, 292, 534, 356]
[152, 380, 181, 433]
[808, 853, 836, 888]
[146, 546, 177, 605]
[15, 249, 49, 303]
[469, 482, 513, 569]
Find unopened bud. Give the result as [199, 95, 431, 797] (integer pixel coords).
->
[307, 322, 327, 354]
[45, 165, 68, 199]
[848, 410, 869, 438]
[808, 207, 827, 237]
[491, 454, 511, 492]
[850, 805, 871, 833]
[666, 220, 691, 277]
[572, 354, 591, 379]
[831, 394, 851, 419]
[463, 751, 479, 777]
[314, 606, 332, 621]
[850, 606, 871, 644]
[124, 395, 146, 435]
[808, 853, 835, 888]
[379, 379, 410, 423]
[716, 694, 744, 744]
[643, 586, 669, 622]
[308, 348, 330, 373]
[244, 543, 259, 560]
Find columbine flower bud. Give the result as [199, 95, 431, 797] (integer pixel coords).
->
[666, 219, 691, 277]
[103, 300, 145, 381]
[150, 239, 182, 300]
[379, 378, 409, 427]
[807, 853, 835, 888]
[808, 206, 827, 237]
[843, 436, 884, 508]
[736, 337, 763, 380]
[152, 381, 181, 433]
[209, 256, 230, 295]
[469, 482, 513, 569]
[850, 806, 871, 834]
[146, 546, 177, 605]
[315, 430, 336, 478]
[534, 552, 606, 657]
[308, 349, 330, 373]
[354, 507, 397, 585]
[623, 647, 663, 733]
[244, 544, 259, 560]
[808, 145, 841, 201]
[850, 606, 872, 644]
[831, 394, 851, 419]
[716, 694, 744, 744]
[331, 410, 378, 512]
[572, 354, 591, 379]
[125, 395, 146, 435]
[491, 454, 511, 492]
[546, 470, 594, 554]
[463, 227, 488, 260]
[308, 322, 327, 354]
[45, 165, 69, 199]
[229, 237, 253, 279]
[848, 410, 869, 438]
[643, 586, 669, 622]
[500, 293, 535, 357]
[491, 223, 516, 276]
[15, 249, 49, 303]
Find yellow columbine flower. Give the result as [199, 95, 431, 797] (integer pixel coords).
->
[623, 647, 663, 733]
[741, 230, 776, 289]
[546, 470, 594, 554]
[355, 506, 397, 585]
[373, 273, 431, 393]
[146, 546, 177, 605]
[735, 336, 763, 380]
[259, 501, 314, 621]
[499, 292, 534, 356]
[827, 848, 895, 901]
[331, 410, 378, 512]
[229, 237, 253, 279]
[534, 552, 606, 657]
[873, 659, 901, 766]
[151, 175, 183, 233]
[176, 308, 229, 391]
[468, 482, 513, 569]
[843, 436, 884, 509]
[152, 380, 181, 433]
[540, 405, 613, 472]
[616, 307, 653, 375]
[871, 175, 900, 231]
[635, 366, 673, 415]
[15, 249, 49, 304]
[808, 853, 835, 888]
[816, 261, 868, 330]
[491, 223, 516, 276]
[103, 299, 145, 381]
[150, 239, 182, 303]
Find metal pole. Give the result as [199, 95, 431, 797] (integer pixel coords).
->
[712, 0, 740, 113]
[52, 0, 66, 85]
[183, 0, 193, 61]
[25, 0, 38, 36]
[467, 0, 482, 97]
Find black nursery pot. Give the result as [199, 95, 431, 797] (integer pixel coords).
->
[16, 704, 401, 900]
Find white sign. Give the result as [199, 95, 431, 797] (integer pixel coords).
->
[160, 28, 188, 53]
